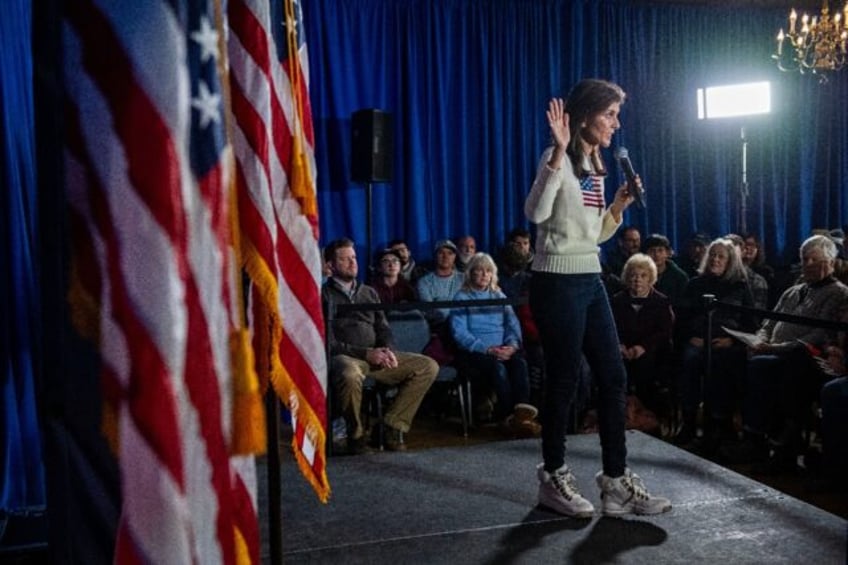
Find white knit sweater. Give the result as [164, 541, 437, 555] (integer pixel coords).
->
[524, 146, 621, 274]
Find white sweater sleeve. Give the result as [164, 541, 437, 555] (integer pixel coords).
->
[598, 208, 623, 244]
[524, 147, 565, 224]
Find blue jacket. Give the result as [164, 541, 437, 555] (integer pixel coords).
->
[450, 288, 522, 353]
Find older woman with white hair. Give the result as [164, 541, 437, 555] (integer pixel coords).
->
[610, 254, 674, 421]
[450, 252, 540, 437]
[674, 238, 757, 451]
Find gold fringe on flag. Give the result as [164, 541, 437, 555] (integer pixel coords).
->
[229, 328, 266, 455]
[291, 135, 318, 218]
[67, 249, 101, 344]
[267, 338, 331, 504]
[67, 245, 122, 454]
[242, 242, 330, 503]
[233, 518, 252, 565]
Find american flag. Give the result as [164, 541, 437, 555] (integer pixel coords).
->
[580, 175, 605, 210]
[228, 0, 330, 500]
[64, 0, 260, 562]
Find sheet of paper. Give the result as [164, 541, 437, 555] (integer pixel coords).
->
[721, 326, 764, 347]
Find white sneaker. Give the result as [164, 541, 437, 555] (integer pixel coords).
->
[595, 468, 672, 516]
[537, 463, 595, 518]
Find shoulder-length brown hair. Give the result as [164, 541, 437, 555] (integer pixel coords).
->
[563, 79, 626, 177]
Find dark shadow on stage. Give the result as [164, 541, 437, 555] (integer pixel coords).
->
[570, 517, 668, 564]
[487, 511, 666, 565]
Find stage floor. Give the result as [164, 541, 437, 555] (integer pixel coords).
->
[266, 431, 847, 564]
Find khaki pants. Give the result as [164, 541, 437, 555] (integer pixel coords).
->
[331, 352, 438, 439]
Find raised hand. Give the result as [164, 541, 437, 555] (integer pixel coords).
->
[546, 98, 570, 149]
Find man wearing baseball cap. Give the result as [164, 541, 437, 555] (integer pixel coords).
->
[417, 239, 465, 326]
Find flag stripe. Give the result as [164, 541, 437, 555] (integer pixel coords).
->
[229, 0, 329, 501]
[65, 0, 262, 561]
[64, 93, 193, 562]
[62, 78, 187, 487]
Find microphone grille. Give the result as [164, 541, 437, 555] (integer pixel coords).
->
[614, 147, 629, 160]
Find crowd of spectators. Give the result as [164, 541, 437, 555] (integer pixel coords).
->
[320, 227, 848, 494]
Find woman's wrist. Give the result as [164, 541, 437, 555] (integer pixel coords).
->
[609, 202, 624, 222]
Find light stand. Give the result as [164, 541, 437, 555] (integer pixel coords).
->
[696, 81, 770, 236]
[738, 127, 749, 235]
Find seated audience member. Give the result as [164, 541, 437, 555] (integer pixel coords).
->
[836, 226, 848, 260]
[388, 238, 428, 284]
[503, 227, 534, 271]
[741, 233, 775, 281]
[369, 248, 417, 305]
[828, 228, 848, 284]
[416, 239, 466, 366]
[322, 238, 438, 453]
[674, 238, 757, 451]
[498, 239, 532, 300]
[603, 225, 641, 279]
[726, 233, 769, 312]
[499, 244, 545, 409]
[643, 233, 688, 309]
[450, 252, 539, 436]
[733, 235, 848, 471]
[321, 247, 333, 284]
[830, 228, 847, 260]
[417, 240, 466, 327]
[742, 233, 777, 307]
[611, 254, 674, 422]
[455, 235, 478, 272]
[678, 232, 710, 279]
[819, 349, 848, 490]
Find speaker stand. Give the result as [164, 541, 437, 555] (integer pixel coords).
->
[365, 182, 373, 264]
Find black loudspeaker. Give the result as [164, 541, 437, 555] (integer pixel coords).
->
[351, 109, 392, 183]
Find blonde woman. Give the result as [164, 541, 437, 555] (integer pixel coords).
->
[450, 253, 540, 436]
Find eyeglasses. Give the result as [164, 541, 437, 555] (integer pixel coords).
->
[381, 258, 400, 265]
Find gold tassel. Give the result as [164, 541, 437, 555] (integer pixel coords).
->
[230, 329, 267, 455]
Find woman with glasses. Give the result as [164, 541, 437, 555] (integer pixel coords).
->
[370, 248, 417, 305]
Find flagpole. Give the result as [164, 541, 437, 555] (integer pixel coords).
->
[265, 390, 284, 565]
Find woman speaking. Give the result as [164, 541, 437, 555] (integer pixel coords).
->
[525, 79, 671, 518]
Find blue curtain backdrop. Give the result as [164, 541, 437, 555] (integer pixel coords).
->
[1, 0, 46, 512]
[303, 0, 847, 267]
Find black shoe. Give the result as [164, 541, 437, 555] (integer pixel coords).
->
[346, 435, 373, 455]
[803, 470, 848, 494]
[752, 446, 799, 475]
[719, 433, 768, 465]
[673, 424, 697, 447]
[369, 422, 407, 451]
[383, 424, 407, 451]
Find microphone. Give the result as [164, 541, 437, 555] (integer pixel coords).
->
[614, 147, 645, 209]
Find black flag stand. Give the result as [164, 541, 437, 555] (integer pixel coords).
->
[265, 389, 284, 565]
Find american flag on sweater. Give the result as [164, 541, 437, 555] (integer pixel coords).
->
[580, 175, 605, 210]
[227, 0, 330, 500]
[63, 0, 260, 562]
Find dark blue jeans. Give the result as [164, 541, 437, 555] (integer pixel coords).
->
[821, 376, 848, 476]
[530, 272, 627, 477]
[678, 341, 746, 422]
[454, 350, 529, 420]
[743, 349, 817, 439]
